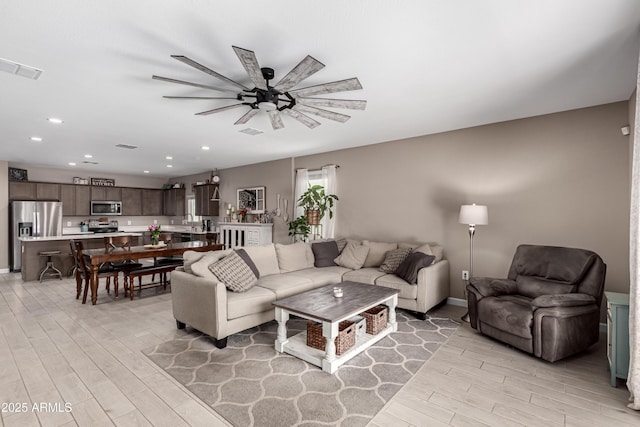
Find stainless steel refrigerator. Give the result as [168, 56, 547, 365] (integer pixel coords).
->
[11, 201, 63, 271]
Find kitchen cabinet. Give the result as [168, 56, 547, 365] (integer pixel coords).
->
[9, 181, 37, 200]
[122, 188, 142, 216]
[194, 184, 220, 216]
[36, 183, 60, 200]
[60, 185, 76, 216]
[163, 188, 185, 217]
[75, 186, 91, 216]
[142, 189, 163, 216]
[91, 186, 121, 201]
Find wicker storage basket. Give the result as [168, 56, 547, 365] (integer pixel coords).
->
[361, 305, 388, 335]
[306, 320, 355, 355]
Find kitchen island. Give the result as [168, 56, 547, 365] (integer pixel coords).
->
[18, 232, 143, 282]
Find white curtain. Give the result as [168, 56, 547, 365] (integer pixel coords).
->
[322, 165, 338, 238]
[294, 169, 308, 220]
[628, 64, 640, 410]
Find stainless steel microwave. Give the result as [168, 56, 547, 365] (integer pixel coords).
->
[90, 200, 122, 216]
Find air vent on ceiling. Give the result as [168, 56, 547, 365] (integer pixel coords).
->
[0, 57, 43, 80]
[239, 128, 264, 136]
[115, 144, 138, 149]
[82, 161, 99, 165]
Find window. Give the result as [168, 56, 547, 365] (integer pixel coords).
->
[186, 195, 201, 223]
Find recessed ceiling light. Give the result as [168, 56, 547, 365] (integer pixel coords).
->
[201, 146, 210, 151]
[30, 136, 43, 142]
[167, 165, 173, 168]
[84, 154, 93, 158]
[68, 162, 76, 166]
[47, 118, 63, 124]
[143, 170, 150, 174]
[166, 156, 173, 160]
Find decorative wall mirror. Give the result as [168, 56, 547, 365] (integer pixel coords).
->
[237, 186, 265, 213]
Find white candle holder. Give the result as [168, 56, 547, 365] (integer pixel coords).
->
[333, 287, 343, 298]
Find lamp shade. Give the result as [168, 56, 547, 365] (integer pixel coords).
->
[459, 204, 488, 225]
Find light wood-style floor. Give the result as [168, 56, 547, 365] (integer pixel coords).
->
[0, 273, 636, 426]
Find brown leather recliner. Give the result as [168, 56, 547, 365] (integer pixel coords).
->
[466, 244, 606, 362]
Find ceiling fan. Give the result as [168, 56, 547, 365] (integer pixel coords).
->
[152, 46, 366, 130]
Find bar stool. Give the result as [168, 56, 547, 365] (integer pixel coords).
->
[38, 251, 63, 282]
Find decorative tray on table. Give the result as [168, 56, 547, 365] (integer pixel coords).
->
[143, 243, 167, 249]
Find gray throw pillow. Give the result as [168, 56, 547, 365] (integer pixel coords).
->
[312, 241, 339, 267]
[395, 252, 436, 284]
[208, 249, 259, 292]
[379, 247, 413, 273]
[334, 241, 369, 270]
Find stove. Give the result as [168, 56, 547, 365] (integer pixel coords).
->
[88, 219, 119, 233]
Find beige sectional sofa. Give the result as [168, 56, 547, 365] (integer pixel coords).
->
[171, 239, 450, 348]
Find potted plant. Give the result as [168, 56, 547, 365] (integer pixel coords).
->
[288, 216, 311, 242]
[297, 184, 339, 225]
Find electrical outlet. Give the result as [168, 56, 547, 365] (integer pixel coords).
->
[127, 220, 131, 225]
[462, 270, 469, 280]
[66, 221, 72, 227]
[153, 219, 157, 224]
[171, 220, 174, 224]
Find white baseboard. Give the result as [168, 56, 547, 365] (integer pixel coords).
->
[446, 297, 608, 333]
[0, 268, 9, 274]
[447, 297, 467, 308]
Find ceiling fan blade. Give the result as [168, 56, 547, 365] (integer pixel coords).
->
[268, 110, 284, 130]
[163, 96, 240, 100]
[234, 108, 259, 125]
[232, 46, 267, 90]
[293, 104, 351, 123]
[289, 77, 363, 97]
[152, 75, 235, 93]
[296, 98, 367, 110]
[283, 109, 321, 129]
[273, 55, 325, 93]
[195, 104, 246, 116]
[171, 55, 251, 91]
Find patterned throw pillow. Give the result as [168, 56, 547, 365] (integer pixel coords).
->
[208, 249, 260, 292]
[379, 247, 413, 273]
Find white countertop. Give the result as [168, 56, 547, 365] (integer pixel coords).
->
[19, 232, 143, 242]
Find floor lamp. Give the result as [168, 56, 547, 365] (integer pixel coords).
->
[459, 204, 489, 322]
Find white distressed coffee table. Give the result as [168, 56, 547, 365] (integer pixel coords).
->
[273, 281, 399, 374]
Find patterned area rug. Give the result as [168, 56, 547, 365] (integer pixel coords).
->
[144, 311, 458, 427]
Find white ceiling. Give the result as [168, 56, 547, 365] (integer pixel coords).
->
[1, 0, 639, 178]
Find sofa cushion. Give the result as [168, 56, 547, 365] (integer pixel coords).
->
[276, 242, 315, 272]
[209, 249, 259, 292]
[375, 274, 418, 300]
[379, 247, 413, 273]
[515, 276, 575, 299]
[190, 249, 233, 280]
[334, 241, 369, 270]
[227, 285, 276, 320]
[182, 250, 207, 274]
[242, 244, 280, 276]
[256, 274, 314, 299]
[478, 295, 533, 339]
[398, 242, 442, 263]
[363, 241, 398, 268]
[343, 268, 386, 284]
[311, 241, 339, 267]
[286, 267, 347, 286]
[395, 252, 436, 284]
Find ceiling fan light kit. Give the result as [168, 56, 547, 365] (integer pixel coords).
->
[153, 46, 366, 130]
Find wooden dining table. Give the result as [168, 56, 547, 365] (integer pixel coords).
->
[83, 241, 223, 305]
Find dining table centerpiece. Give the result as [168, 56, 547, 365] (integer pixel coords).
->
[149, 224, 161, 245]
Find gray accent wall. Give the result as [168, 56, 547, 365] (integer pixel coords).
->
[294, 101, 631, 304]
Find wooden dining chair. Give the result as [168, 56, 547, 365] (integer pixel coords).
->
[103, 235, 144, 295]
[152, 232, 182, 282]
[70, 240, 119, 304]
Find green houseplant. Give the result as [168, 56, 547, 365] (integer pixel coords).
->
[297, 184, 339, 225]
[288, 215, 311, 242]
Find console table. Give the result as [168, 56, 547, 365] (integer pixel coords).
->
[220, 223, 273, 249]
[605, 291, 629, 387]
